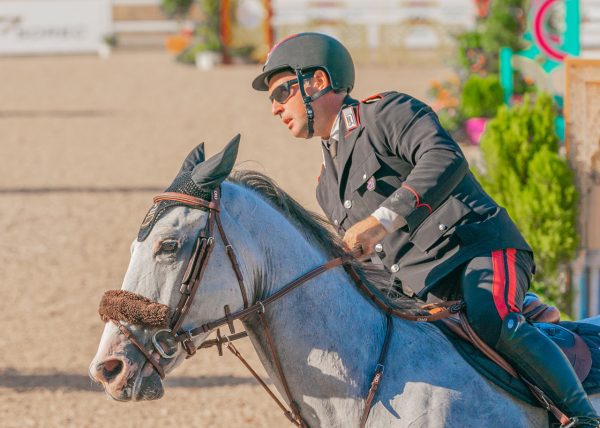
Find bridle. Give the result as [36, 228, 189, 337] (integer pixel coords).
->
[100, 189, 463, 428]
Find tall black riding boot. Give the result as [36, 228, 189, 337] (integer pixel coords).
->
[495, 313, 599, 427]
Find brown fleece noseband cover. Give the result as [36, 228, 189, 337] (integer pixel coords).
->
[99, 290, 170, 327]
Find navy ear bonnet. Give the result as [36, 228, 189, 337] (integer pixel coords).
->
[136, 135, 240, 242]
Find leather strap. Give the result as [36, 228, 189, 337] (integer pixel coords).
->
[225, 341, 302, 426]
[153, 192, 219, 211]
[360, 313, 393, 427]
[111, 320, 165, 379]
[185, 255, 350, 337]
[259, 311, 307, 427]
[215, 212, 249, 308]
[171, 237, 213, 333]
[457, 312, 518, 377]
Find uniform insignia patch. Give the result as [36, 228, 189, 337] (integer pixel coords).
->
[342, 107, 358, 131]
[367, 176, 376, 191]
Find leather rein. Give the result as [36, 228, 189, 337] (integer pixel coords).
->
[104, 190, 463, 428]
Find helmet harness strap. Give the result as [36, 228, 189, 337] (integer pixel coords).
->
[294, 68, 332, 139]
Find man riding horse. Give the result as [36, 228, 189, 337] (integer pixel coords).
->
[251, 32, 599, 427]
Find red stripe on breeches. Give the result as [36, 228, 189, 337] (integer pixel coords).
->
[492, 250, 508, 319]
[492, 249, 520, 320]
[506, 248, 519, 313]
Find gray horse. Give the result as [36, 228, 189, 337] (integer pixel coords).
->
[89, 136, 600, 427]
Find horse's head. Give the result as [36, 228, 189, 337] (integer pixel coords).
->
[89, 135, 250, 401]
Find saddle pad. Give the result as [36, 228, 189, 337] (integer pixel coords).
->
[437, 320, 600, 406]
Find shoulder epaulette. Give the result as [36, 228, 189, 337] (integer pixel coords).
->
[361, 93, 384, 104]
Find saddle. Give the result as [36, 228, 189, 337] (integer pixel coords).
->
[438, 292, 600, 406]
[441, 292, 592, 381]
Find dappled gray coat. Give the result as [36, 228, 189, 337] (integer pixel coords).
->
[316, 92, 532, 300]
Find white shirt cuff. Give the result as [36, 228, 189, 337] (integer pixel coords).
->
[371, 207, 407, 233]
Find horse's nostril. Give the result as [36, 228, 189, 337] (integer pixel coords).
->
[101, 359, 123, 382]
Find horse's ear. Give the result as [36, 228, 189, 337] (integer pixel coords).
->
[190, 134, 240, 190]
[178, 143, 206, 174]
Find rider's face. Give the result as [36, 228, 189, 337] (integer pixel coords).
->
[268, 71, 312, 138]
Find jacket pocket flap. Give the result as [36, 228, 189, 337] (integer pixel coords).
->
[410, 196, 472, 252]
[349, 152, 381, 193]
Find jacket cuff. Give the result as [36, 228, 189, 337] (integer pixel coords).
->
[381, 184, 432, 232]
[371, 207, 407, 233]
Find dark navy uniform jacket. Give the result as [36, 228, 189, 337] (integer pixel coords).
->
[316, 92, 532, 300]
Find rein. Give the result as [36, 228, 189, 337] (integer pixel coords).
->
[99, 190, 463, 427]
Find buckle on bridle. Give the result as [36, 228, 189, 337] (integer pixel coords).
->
[151, 328, 179, 359]
[181, 331, 197, 358]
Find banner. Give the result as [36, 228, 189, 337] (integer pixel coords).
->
[0, 0, 111, 55]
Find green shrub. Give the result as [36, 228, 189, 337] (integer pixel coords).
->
[160, 0, 194, 18]
[459, 74, 504, 118]
[195, 0, 222, 52]
[474, 93, 579, 313]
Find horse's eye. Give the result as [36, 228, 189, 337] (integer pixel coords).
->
[159, 240, 178, 253]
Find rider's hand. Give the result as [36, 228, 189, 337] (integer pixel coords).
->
[343, 216, 389, 256]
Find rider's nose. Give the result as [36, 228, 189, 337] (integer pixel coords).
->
[271, 100, 283, 116]
[90, 357, 125, 385]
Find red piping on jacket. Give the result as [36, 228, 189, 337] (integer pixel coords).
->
[361, 93, 383, 103]
[401, 184, 432, 214]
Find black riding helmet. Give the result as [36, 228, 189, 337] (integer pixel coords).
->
[252, 32, 355, 138]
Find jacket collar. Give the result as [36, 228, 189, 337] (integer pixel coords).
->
[336, 96, 364, 197]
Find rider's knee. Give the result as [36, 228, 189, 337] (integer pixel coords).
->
[464, 305, 506, 348]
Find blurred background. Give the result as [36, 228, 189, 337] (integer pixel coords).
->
[1, 0, 599, 426]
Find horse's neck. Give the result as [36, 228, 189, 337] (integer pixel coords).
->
[229, 187, 387, 408]
[224, 187, 548, 427]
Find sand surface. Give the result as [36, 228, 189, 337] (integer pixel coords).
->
[0, 51, 453, 427]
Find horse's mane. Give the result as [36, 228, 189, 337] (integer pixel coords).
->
[228, 170, 424, 311]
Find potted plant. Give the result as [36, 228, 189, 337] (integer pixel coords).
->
[459, 74, 504, 144]
[191, 0, 223, 69]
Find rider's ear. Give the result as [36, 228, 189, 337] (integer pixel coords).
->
[190, 134, 240, 190]
[313, 69, 330, 90]
[178, 143, 206, 174]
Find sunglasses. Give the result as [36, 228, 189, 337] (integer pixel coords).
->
[268, 73, 314, 104]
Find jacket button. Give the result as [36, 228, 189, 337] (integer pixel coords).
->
[374, 243, 383, 253]
[334, 219, 339, 226]
[344, 200, 352, 209]
[438, 223, 447, 231]
[362, 173, 367, 179]
[390, 264, 399, 273]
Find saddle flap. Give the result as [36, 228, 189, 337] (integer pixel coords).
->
[537, 323, 593, 382]
[523, 292, 561, 324]
[442, 315, 593, 383]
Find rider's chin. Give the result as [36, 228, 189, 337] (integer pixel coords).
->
[132, 366, 164, 401]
